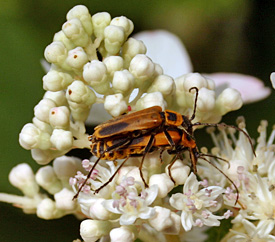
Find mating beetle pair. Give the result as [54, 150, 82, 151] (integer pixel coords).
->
[73, 87, 255, 202]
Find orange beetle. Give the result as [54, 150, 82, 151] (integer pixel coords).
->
[73, 87, 254, 201]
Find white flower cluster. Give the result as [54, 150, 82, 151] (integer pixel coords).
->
[71, 156, 228, 242]
[0, 157, 84, 219]
[202, 119, 275, 241]
[2, 4, 275, 242]
[18, 5, 243, 165]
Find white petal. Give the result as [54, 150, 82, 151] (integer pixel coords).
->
[169, 193, 184, 210]
[139, 207, 156, 220]
[183, 172, 199, 194]
[199, 212, 222, 227]
[133, 30, 193, 78]
[120, 214, 137, 225]
[252, 219, 274, 237]
[181, 211, 193, 231]
[197, 186, 224, 201]
[204, 73, 271, 104]
[144, 184, 159, 205]
[102, 200, 121, 214]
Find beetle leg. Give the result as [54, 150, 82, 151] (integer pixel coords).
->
[167, 147, 188, 184]
[139, 134, 155, 187]
[94, 157, 130, 194]
[192, 122, 256, 157]
[73, 137, 133, 199]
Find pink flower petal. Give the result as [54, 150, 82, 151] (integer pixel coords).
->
[204, 73, 271, 103]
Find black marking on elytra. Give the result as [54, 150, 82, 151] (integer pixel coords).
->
[99, 122, 130, 136]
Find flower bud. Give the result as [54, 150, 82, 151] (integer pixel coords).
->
[66, 80, 96, 105]
[83, 60, 108, 86]
[37, 198, 64, 219]
[34, 98, 56, 123]
[9, 163, 39, 197]
[53, 31, 75, 50]
[53, 156, 83, 183]
[176, 73, 209, 92]
[35, 166, 62, 194]
[80, 219, 112, 242]
[216, 88, 243, 114]
[149, 173, 174, 198]
[116, 166, 148, 185]
[196, 87, 215, 113]
[165, 160, 190, 185]
[149, 206, 181, 234]
[147, 74, 175, 96]
[110, 226, 136, 242]
[103, 56, 123, 76]
[129, 54, 155, 84]
[44, 41, 67, 65]
[122, 38, 147, 67]
[92, 12, 111, 38]
[19, 123, 51, 150]
[135, 92, 166, 111]
[66, 5, 93, 35]
[43, 69, 74, 91]
[43, 91, 67, 107]
[32, 117, 53, 134]
[67, 101, 90, 122]
[104, 25, 125, 55]
[104, 93, 128, 117]
[50, 129, 73, 150]
[112, 70, 134, 94]
[49, 106, 70, 129]
[31, 148, 62, 165]
[66, 47, 88, 70]
[62, 18, 89, 47]
[111, 16, 134, 38]
[54, 188, 77, 211]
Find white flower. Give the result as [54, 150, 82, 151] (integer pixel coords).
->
[102, 177, 158, 225]
[226, 219, 275, 242]
[170, 173, 225, 231]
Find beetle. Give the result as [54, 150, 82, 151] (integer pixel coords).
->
[73, 87, 255, 200]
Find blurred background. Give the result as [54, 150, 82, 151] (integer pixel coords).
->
[0, 0, 274, 241]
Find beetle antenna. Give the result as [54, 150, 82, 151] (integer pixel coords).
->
[189, 87, 199, 121]
[198, 154, 239, 206]
[192, 122, 256, 157]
